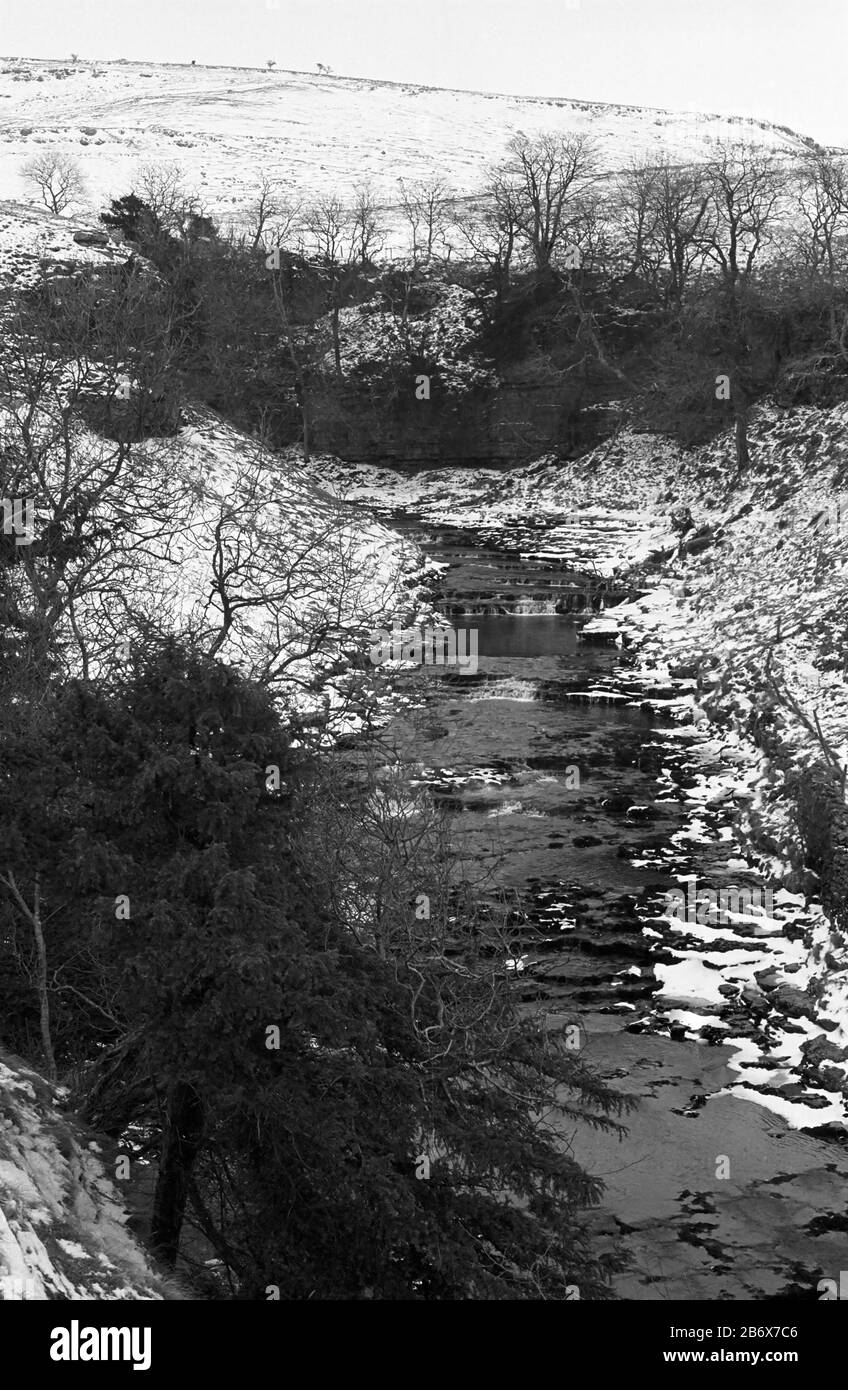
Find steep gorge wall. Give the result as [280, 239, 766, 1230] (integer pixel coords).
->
[312, 375, 619, 468]
[0, 1050, 182, 1300]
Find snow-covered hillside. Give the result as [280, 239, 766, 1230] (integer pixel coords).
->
[0, 1051, 178, 1299]
[0, 56, 831, 235]
[0, 198, 125, 289]
[0, 202, 425, 738]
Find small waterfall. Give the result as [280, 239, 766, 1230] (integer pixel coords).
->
[561, 688, 630, 705]
[465, 677, 539, 702]
[439, 593, 598, 617]
[512, 597, 561, 615]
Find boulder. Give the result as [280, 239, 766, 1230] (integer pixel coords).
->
[800, 1035, 848, 1066]
[772, 984, 817, 1019]
[755, 968, 781, 990]
[741, 985, 770, 1016]
[73, 229, 109, 246]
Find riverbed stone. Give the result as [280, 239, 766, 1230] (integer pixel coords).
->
[755, 968, 781, 990]
[816, 1065, 846, 1093]
[771, 984, 817, 1018]
[73, 229, 109, 246]
[801, 1035, 848, 1065]
[568, 1014, 848, 1299]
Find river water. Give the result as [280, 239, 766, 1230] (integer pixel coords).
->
[379, 522, 681, 1015]
[371, 512, 848, 1300]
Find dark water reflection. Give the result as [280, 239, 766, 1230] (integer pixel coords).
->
[472, 615, 581, 659]
[382, 532, 686, 1010]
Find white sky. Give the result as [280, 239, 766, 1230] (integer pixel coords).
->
[3, 0, 846, 147]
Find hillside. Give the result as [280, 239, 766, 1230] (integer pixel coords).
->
[0, 55, 831, 235]
[0, 202, 422, 735]
[0, 1050, 178, 1299]
[1, 46, 848, 1308]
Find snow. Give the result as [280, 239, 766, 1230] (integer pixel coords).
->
[337, 392, 848, 1137]
[0, 57, 827, 247]
[0, 389, 421, 738]
[0, 62, 847, 1260]
[0, 1052, 175, 1299]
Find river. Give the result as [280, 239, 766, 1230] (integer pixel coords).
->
[368, 508, 848, 1301]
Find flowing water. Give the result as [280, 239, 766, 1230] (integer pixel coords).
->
[373, 513, 848, 1300]
[380, 524, 681, 1013]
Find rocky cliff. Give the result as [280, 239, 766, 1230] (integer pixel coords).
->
[0, 1049, 181, 1300]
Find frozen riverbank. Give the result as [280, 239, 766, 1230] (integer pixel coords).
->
[309, 400, 848, 1297]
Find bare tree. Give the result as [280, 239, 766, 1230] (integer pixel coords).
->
[302, 192, 384, 378]
[1, 260, 389, 713]
[303, 195, 350, 379]
[614, 160, 664, 287]
[795, 151, 848, 277]
[702, 143, 781, 289]
[0, 266, 188, 679]
[21, 153, 86, 214]
[134, 160, 207, 238]
[652, 161, 714, 302]
[240, 172, 302, 253]
[764, 625, 848, 801]
[456, 175, 523, 294]
[695, 144, 782, 469]
[390, 177, 455, 327]
[793, 150, 848, 355]
[397, 176, 454, 262]
[201, 451, 405, 703]
[350, 182, 386, 265]
[499, 132, 599, 274]
[615, 159, 714, 303]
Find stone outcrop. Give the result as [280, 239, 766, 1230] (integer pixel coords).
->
[0, 1049, 181, 1300]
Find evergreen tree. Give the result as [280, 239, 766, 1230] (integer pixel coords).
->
[0, 640, 628, 1298]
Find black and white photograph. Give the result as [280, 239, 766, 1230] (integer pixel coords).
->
[0, 0, 845, 1366]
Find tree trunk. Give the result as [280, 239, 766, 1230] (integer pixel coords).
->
[151, 1081, 204, 1267]
[29, 876, 56, 1083]
[1, 870, 56, 1082]
[734, 408, 750, 470]
[331, 299, 342, 380]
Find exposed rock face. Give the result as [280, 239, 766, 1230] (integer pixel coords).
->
[72, 229, 110, 246]
[312, 379, 619, 468]
[0, 1051, 179, 1300]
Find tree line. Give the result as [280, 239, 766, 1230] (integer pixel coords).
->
[0, 156, 636, 1297]
[4, 127, 847, 1298]
[45, 133, 847, 466]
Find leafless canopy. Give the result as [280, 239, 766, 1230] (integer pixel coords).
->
[21, 153, 86, 215]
